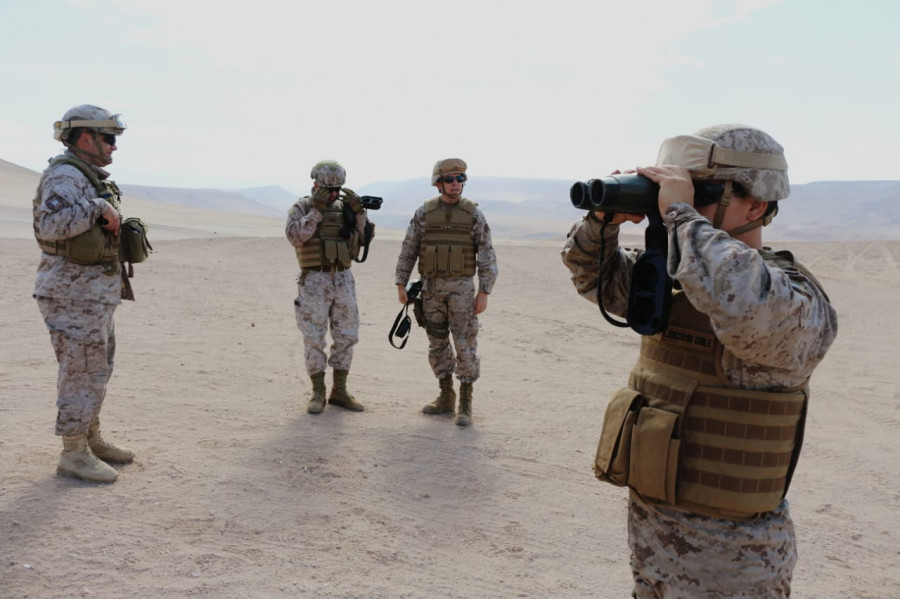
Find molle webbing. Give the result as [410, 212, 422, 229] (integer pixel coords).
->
[624, 298, 808, 518]
[418, 197, 476, 278]
[631, 373, 805, 517]
[296, 202, 352, 269]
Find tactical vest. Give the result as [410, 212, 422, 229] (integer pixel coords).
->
[594, 251, 823, 520]
[418, 197, 476, 278]
[33, 154, 122, 275]
[294, 200, 354, 269]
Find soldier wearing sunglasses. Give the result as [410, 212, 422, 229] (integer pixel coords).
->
[32, 105, 134, 483]
[395, 158, 498, 426]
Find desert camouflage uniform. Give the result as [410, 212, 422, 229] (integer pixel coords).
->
[286, 197, 367, 375]
[33, 152, 122, 436]
[395, 199, 498, 382]
[561, 203, 837, 597]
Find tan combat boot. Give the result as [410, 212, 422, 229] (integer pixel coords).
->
[57, 435, 118, 483]
[308, 372, 327, 414]
[328, 369, 364, 411]
[88, 418, 135, 463]
[455, 382, 473, 427]
[423, 376, 456, 415]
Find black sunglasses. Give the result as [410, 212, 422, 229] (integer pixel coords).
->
[99, 133, 117, 146]
[440, 175, 466, 183]
[692, 181, 726, 207]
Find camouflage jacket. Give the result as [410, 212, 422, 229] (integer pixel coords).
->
[285, 196, 368, 247]
[32, 151, 122, 304]
[561, 202, 837, 390]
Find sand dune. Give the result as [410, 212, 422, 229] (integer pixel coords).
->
[2, 157, 899, 597]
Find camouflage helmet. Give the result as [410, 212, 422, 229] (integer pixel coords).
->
[310, 160, 346, 187]
[656, 124, 789, 202]
[431, 158, 467, 185]
[53, 104, 126, 143]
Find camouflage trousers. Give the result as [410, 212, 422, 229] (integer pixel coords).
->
[628, 494, 796, 598]
[294, 269, 359, 376]
[36, 297, 117, 436]
[422, 277, 480, 383]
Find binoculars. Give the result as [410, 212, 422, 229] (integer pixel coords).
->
[570, 174, 725, 214]
[360, 196, 382, 210]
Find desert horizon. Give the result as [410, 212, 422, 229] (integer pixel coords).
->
[2, 157, 899, 598]
[3, 156, 900, 245]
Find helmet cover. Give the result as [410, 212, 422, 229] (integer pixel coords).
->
[310, 160, 346, 187]
[54, 104, 126, 142]
[431, 158, 467, 185]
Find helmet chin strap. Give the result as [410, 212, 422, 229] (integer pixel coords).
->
[711, 181, 733, 230]
[713, 181, 775, 238]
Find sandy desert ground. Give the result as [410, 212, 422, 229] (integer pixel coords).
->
[2, 196, 900, 598]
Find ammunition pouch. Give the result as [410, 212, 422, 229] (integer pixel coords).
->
[593, 388, 680, 505]
[420, 244, 472, 277]
[65, 224, 108, 265]
[119, 217, 153, 276]
[593, 388, 642, 487]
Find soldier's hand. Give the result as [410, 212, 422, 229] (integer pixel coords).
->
[99, 204, 120, 234]
[636, 165, 695, 214]
[397, 284, 408, 305]
[592, 211, 646, 225]
[474, 291, 489, 315]
[311, 186, 332, 209]
[306, 208, 324, 224]
[341, 188, 363, 213]
[592, 168, 647, 225]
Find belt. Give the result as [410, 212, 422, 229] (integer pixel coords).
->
[302, 265, 348, 273]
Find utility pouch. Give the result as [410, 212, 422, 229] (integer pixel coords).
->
[323, 239, 339, 264]
[66, 224, 106, 265]
[119, 217, 152, 266]
[450, 246, 464, 274]
[436, 245, 450, 273]
[594, 388, 643, 486]
[628, 406, 680, 503]
[337, 240, 350, 264]
[421, 245, 438, 275]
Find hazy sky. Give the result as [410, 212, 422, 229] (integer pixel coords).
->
[1, 0, 897, 194]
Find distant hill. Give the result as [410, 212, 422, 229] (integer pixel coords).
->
[764, 181, 900, 241]
[119, 184, 285, 218]
[232, 185, 300, 212]
[2, 158, 898, 241]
